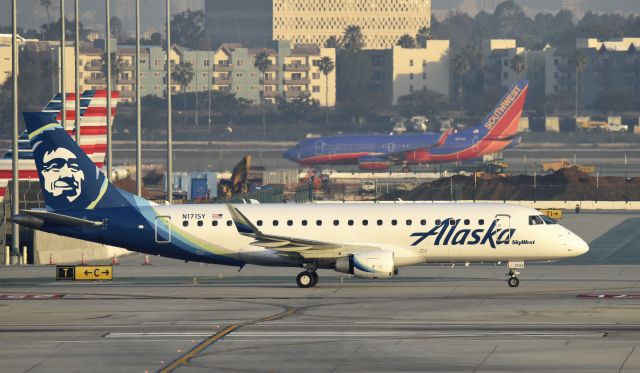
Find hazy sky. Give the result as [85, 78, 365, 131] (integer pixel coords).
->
[432, 0, 640, 14]
[1, 0, 638, 37]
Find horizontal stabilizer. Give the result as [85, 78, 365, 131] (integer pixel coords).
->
[13, 209, 103, 229]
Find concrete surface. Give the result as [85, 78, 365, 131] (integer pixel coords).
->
[0, 210, 639, 372]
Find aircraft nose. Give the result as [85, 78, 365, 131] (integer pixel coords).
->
[283, 147, 298, 162]
[567, 233, 589, 257]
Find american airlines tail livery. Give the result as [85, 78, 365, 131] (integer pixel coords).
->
[0, 90, 118, 200]
[284, 80, 528, 171]
[14, 109, 588, 288]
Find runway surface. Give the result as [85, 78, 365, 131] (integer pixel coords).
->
[1, 211, 640, 372]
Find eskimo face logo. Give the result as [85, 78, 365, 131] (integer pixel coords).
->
[41, 147, 85, 202]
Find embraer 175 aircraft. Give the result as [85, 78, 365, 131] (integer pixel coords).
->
[15, 110, 588, 288]
[283, 80, 528, 171]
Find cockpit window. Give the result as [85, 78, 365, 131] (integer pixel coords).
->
[529, 215, 544, 225]
[540, 215, 558, 224]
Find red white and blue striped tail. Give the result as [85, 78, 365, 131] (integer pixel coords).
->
[0, 90, 119, 200]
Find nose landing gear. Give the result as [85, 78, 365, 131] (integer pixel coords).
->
[506, 268, 521, 287]
[296, 270, 319, 288]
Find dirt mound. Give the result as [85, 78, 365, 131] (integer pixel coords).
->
[391, 167, 640, 201]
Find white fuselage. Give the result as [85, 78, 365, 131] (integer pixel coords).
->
[150, 202, 589, 268]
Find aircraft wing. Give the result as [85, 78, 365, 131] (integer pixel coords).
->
[227, 205, 378, 259]
[13, 209, 104, 229]
[384, 129, 453, 162]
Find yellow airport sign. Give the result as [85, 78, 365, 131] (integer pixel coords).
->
[56, 265, 113, 281]
[75, 265, 113, 280]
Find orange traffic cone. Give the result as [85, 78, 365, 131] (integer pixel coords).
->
[142, 254, 151, 265]
[111, 255, 120, 265]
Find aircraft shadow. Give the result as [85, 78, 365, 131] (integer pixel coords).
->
[562, 218, 640, 265]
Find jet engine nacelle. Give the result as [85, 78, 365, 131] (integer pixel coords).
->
[358, 156, 391, 171]
[335, 250, 395, 278]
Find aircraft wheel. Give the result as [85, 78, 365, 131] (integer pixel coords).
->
[310, 271, 319, 287]
[402, 166, 411, 173]
[296, 271, 315, 288]
[507, 276, 520, 288]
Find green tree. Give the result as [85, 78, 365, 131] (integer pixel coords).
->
[101, 51, 125, 88]
[317, 56, 335, 125]
[397, 88, 448, 120]
[342, 25, 365, 51]
[324, 36, 342, 49]
[277, 91, 319, 125]
[110, 16, 122, 42]
[452, 52, 471, 110]
[172, 62, 195, 126]
[253, 50, 272, 139]
[40, 0, 52, 25]
[213, 92, 251, 126]
[510, 54, 526, 80]
[171, 10, 209, 50]
[570, 50, 588, 116]
[415, 26, 430, 48]
[397, 34, 416, 48]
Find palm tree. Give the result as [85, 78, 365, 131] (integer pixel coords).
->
[253, 50, 271, 139]
[510, 54, 526, 80]
[416, 26, 430, 48]
[571, 50, 588, 117]
[40, 0, 52, 25]
[101, 51, 125, 88]
[172, 62, 195, 126]
[324, 36, 342, 49]
[342, 25, 365, 51]
[452, 53, 471, 110]
[317, 56, 335, 125]
[397, 34, 416, 48]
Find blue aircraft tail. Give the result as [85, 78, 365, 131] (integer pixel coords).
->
[24, 112, 131, 211]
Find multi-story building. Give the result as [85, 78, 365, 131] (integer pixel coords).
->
[205, 41, 336, 106]
[368, 41, 450, 105]
[482, 39, 526, 91]
[390, 41, 450, 104]
[205, 0, 431, 49]
[545, 38, 640, 107]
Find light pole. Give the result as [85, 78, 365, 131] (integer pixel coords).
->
[74, 0, 80, 143]
[10, 0, 19, 264]
[60, 0, 67, 134]
[135, 0, 142, 196]
[166, 0, 173, 203]
[106, 0, 112, 181]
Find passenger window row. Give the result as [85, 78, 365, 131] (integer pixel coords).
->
[181, 218, 488, 228]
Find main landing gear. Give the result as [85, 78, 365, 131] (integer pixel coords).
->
[296, 270, 318, 288]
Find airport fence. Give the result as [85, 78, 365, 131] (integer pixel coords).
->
[410, 183, 640, 202]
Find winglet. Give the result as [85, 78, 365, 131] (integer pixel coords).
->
[226, 205, 261, 236]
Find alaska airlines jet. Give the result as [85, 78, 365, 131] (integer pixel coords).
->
[0, 90, 118, 200]
[15, 109, 588, 288]
[283, 81, 528, 171]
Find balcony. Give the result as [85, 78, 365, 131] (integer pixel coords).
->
[284, 64, 309, 72]
[85, 64, 102, 71]
[264, 64, 279, 71]
[213, 77, 231, 85]
[213, 63, 232, 71]
[85, 77, 105, 84]
[263, 90, 279, 98]
[284, 90, 310, 99]
[118, 78, 135, 84]
[261, 78, 279, 85]
[283, 78, 310, 85]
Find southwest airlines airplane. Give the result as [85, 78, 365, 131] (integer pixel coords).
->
[284, 80, 528, 171]
[15, 109, 588, 288]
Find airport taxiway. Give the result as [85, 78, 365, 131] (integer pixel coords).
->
[1, 211, 640, 372]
